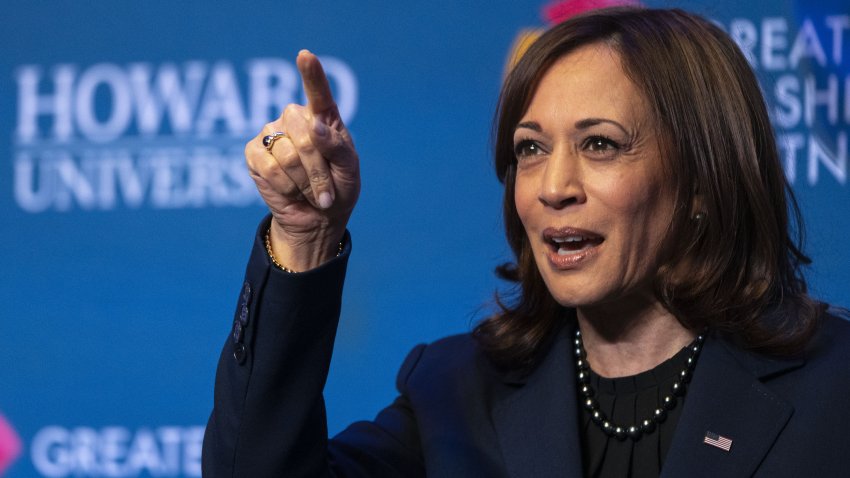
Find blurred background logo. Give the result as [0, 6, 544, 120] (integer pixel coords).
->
[0, 413, 22, 476]
[504, 0, 641, 73]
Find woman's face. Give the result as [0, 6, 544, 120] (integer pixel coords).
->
[513, 43, 675, 310]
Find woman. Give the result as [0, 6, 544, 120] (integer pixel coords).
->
[203, 7, 850, 477]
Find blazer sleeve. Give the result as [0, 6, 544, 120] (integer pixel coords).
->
[202, 216, 426, 478]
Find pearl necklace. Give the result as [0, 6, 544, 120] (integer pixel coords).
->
[574, 329, 705, 441]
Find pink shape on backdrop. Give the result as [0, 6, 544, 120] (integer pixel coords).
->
[0, 413, 22, 476]
[543, 0, 642, 25]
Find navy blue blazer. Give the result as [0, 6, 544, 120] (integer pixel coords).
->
[203, 219, 850, 477]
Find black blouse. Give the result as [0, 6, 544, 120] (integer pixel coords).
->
[579, 344, 692, 478]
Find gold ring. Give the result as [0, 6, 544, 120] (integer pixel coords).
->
[262, 132, 288, 151]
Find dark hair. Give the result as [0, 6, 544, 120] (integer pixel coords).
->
[474, 7, 825, 371]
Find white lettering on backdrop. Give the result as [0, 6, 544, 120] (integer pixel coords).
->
[12, 57, 358, 212]
[30, 426, 203, 477]
[719, 14, 849, 186]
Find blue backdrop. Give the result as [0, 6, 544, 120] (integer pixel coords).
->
[1, 0, 847, 476]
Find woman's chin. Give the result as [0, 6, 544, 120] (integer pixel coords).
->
[545, 285, 605, 310]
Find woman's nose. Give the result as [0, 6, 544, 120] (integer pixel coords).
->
[538, 151, 586, 209]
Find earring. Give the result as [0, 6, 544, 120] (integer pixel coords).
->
[692, 212, 706, 221]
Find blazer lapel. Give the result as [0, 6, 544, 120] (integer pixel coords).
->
[661, 335, 804, 477]
[492, 325, 584, 478]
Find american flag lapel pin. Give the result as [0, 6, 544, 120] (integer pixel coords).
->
[703, 431, 733, 452]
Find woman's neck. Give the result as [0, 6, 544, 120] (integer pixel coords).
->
[576, 297, 696, 378]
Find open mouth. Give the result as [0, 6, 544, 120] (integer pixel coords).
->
[544, 229, 604, 256]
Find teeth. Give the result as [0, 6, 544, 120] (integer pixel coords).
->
[553, 236, 586, 243]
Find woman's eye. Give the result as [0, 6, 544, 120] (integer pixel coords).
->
[583, 136, 620, 153]
[514, 140, 544, 159]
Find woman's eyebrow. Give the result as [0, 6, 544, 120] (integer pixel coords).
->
[575, 117, 628, 135]
[515, 119, 629, 135]
[515, 121, 541, 132]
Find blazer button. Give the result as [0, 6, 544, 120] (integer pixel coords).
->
[233, 343, 247, 364]
[236, 281, 251, 326]
[239, 304, 249, 326]
[241, 282, 252, 303]
[232, 322, 243, 343]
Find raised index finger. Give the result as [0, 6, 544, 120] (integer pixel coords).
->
[296, 49, 337, 115]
